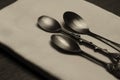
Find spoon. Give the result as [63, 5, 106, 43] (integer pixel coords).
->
[51, 34, 120, 79]
[63, 11, 120, 52]
[37, 15, 120, 63]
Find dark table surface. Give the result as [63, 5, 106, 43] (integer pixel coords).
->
[0, 43, 58, 80]
[0, 49, 44, 80]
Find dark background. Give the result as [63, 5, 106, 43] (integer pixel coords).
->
[0, 0, 17, 10]
[85, 0, 120, 17]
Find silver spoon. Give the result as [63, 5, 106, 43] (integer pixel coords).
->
[51, 34, 120, 79]
[63, 11, 120, 52]
[37, 15, 120, 63]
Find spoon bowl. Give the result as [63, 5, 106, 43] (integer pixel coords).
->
[63, 11, 89, 34]
[51, 34, 80, 53]
[38, 15, 61, 33]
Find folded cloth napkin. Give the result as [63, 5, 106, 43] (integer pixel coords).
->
[0, 0, 120, 80]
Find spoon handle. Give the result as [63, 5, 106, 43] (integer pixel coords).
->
[106, 63, 120, 79]
[80, 51, 107, 68]
[79, 37, 120, 63]
[79, 37, 109, 53]
[88, 31, 120, 52]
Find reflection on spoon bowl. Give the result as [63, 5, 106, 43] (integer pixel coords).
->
[51, 34, 80, 53]
[37, 15, 61, 33]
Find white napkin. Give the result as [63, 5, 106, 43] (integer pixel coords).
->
[0, 0, 120, 80]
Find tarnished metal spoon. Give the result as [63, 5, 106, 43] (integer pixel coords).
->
[63, 11, 120, 52]
[51, 34, 120, 79]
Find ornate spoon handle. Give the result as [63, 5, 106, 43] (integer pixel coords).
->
[79, 37, 120, 64]
[89, 32, 120, 52]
